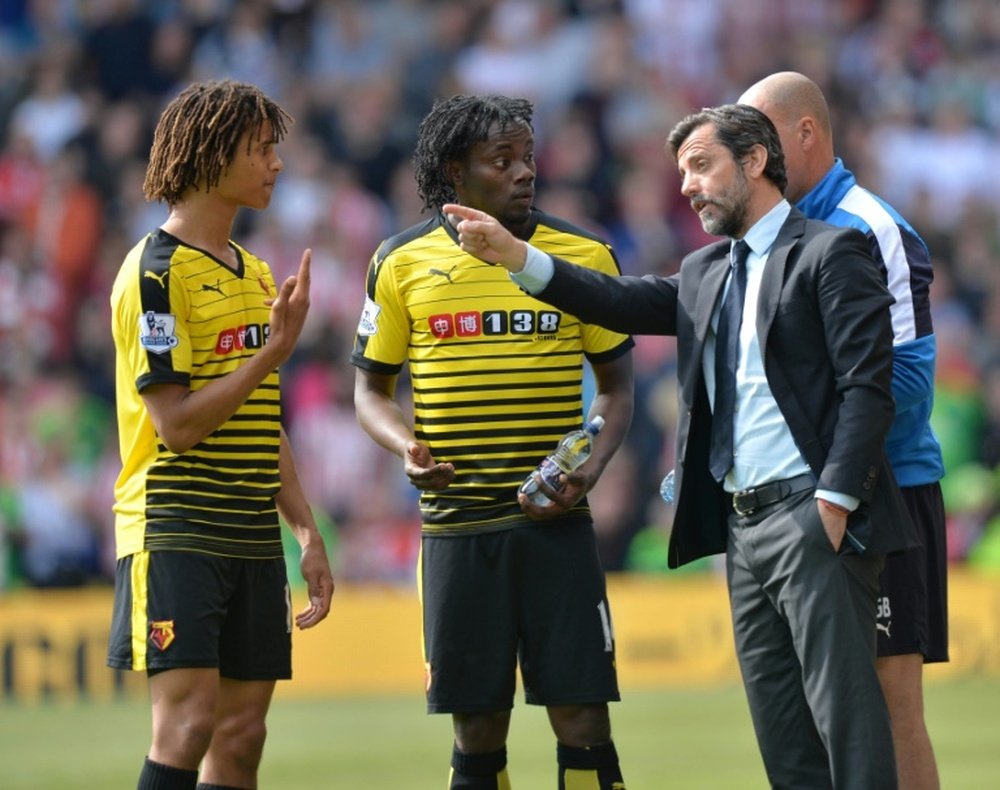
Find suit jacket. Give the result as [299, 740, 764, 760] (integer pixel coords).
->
[537, 207, 919, 568]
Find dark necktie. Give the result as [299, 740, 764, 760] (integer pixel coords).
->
[709, 240, 750, 482]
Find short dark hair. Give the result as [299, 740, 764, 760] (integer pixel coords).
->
[666, 103, 787, 194]
[144, 80, 292, 206]
[413, 95, 534, 210]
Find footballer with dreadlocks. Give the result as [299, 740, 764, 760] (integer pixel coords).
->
[352, 94, 634, 789]
[108, 80, 334, 790]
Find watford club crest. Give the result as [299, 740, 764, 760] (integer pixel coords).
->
[149, 619, 176, 651]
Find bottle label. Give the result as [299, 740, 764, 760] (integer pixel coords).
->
[536, 457, 565, 491]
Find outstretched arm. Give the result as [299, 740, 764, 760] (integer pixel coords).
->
[443, 202, 680, 337]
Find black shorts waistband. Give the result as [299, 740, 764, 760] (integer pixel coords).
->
[731, 473, 815, 517]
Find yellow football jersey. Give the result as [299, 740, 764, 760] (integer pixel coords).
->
[352, 210, 634, 535]
[110, 229, 283, 559]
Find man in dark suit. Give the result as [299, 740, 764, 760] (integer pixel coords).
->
[443, 103, 919, 789]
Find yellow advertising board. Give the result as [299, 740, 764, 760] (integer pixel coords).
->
[1, 570, 997, 703]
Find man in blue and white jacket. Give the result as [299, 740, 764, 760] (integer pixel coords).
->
[742, 71, 948, 790]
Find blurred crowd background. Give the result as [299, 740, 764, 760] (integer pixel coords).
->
[0, 0, 999, 590]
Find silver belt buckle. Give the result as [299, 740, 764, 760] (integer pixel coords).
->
[733, 488, 756, 517]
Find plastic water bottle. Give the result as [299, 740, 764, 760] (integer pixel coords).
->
[519, 416, 605, 506]
[659, 469, 675, 504]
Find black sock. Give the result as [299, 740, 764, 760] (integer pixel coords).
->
[557, 741, 625, 789]
[195, 784, 246, 789]
[137, 757, 198, 790]
[449, 744, 511, 789]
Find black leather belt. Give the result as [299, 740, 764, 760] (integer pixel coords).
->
[731, 473, 815, 517]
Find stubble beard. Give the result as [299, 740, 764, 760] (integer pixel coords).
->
[697, 168, 749, 239]
[701, 204, 745, 238]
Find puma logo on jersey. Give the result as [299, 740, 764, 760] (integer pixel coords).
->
[201, 280, 224, 295]
[429, 265, 457, 283]
[143, 270, 167, 288]
[876, 621, 891, 638]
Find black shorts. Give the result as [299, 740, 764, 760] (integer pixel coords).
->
[876, 482, 949, 662]
[420, 519, 621, 713]
[107, 550, 293, 679]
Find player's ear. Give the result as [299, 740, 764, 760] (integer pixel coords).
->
[445, 160, 464, 186]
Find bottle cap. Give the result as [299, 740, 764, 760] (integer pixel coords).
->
[587, 415, 605, 433]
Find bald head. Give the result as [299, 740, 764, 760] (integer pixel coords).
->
[738, 72, 836, 203]
[739, 72, 832, 137]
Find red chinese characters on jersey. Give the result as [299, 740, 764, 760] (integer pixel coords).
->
[216, 326, 246, 354]
[428, 312, 484, 338]
[215, 323, 267, 354]
[428, 314, 454, 338]
[455, 311, 481, 336]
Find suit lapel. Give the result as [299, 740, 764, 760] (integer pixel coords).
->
[695, 253, 732, 345]
[757, 211, 807, 353]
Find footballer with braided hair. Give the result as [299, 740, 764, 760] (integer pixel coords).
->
[144, 79, 292, 206]
[412, 94, 534, 213]
[353, 93, 634, 789]
[108, 80, 334, 790]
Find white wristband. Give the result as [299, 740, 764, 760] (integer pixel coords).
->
[509, 244, 554, 294]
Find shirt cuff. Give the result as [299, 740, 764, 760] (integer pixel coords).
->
[815, 490, 860, 513]
[509, 244, 554, 294]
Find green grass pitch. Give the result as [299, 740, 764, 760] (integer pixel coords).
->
[1, 678, 997, 788]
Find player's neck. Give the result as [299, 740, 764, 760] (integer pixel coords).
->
[162, 201, 239, 268]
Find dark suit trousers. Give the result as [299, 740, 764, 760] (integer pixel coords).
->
[725, 489, 896, 790]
